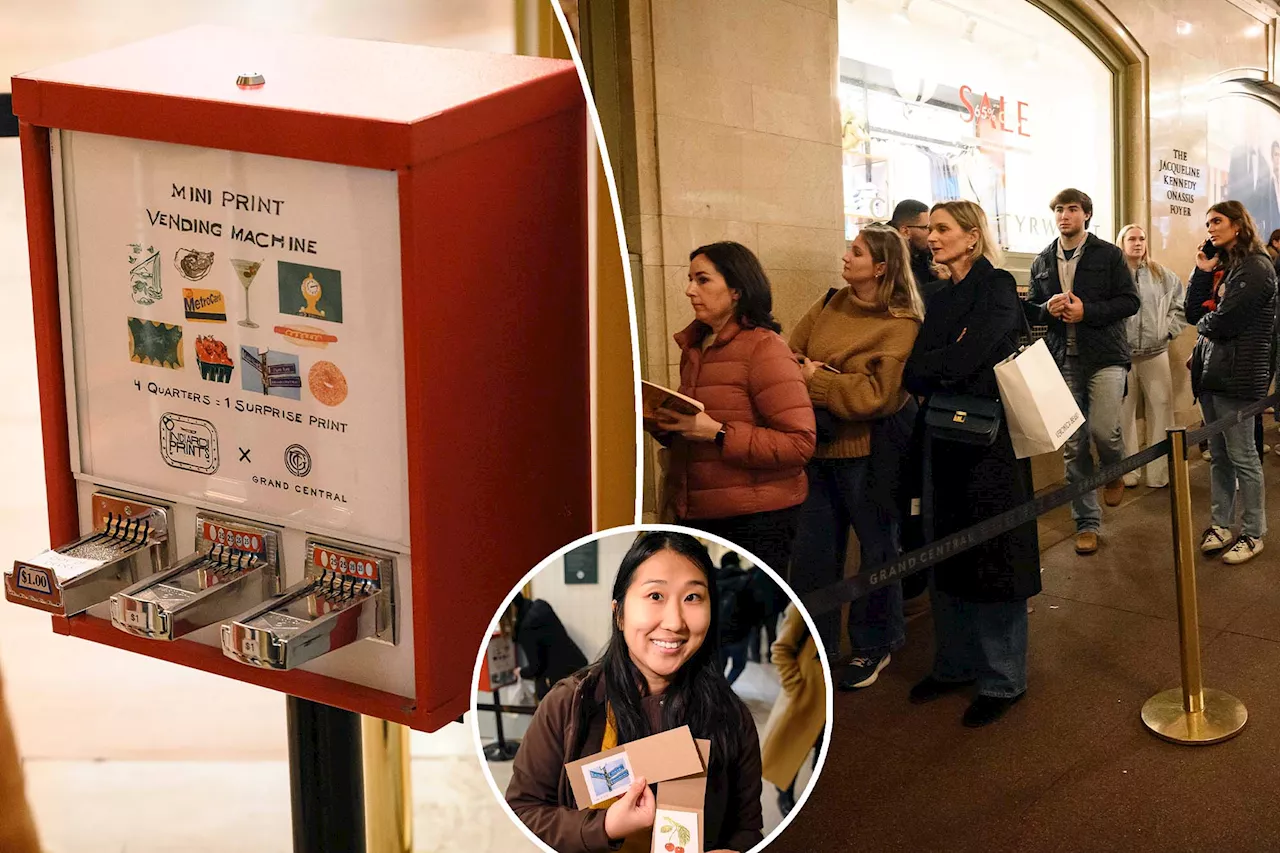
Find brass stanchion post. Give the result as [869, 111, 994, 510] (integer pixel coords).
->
[362, 716, 413, 853]
[1141, 428, 1247, 744]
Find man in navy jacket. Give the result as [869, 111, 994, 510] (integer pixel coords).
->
[1024, 188, 1140, 556]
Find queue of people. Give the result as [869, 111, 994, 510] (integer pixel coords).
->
[647, 187, 1280, 729]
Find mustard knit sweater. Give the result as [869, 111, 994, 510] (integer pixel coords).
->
[788, 287, 921, 459]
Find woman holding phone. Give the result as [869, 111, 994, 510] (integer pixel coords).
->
[1185, 201, 1278, 564]
[506, 531, 764, 853]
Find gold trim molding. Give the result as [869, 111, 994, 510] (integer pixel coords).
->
[1028, 0, 1150, 239]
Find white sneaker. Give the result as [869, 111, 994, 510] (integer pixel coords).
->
[1223, 535, 1264, 565]
[1200, 525, 1232, 554]
[1202, 449, 1212, 461]
[1123, 472, 1140, 488]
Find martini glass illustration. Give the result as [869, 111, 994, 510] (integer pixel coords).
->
[230, 259, 262, 329]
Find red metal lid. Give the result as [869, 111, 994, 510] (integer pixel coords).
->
[11, 25, 582, 169]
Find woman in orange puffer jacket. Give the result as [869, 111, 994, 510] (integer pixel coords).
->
[651, 241, 816, 577]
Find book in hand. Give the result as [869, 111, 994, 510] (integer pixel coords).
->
[642, 380, 705, 423]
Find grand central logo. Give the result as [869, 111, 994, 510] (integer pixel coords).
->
[284, 443, 312, 478]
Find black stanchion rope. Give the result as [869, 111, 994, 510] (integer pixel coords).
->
[800, 391, 1280, 619]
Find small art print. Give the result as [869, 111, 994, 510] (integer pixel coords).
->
[128, 317, 183, 369]
[653, 809, 699, 853]
[582, 754, 633, 805]
[278, 261, 343, 324]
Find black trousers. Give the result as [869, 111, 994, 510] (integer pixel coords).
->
[678, 505, 801, 580]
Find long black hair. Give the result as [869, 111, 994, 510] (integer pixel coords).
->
[690, 241, 783, 333]
[574, 531, 747, 774]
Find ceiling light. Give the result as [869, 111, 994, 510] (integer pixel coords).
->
[1176, 20, 1192, 36]
[893, 0, 913, 25]
[963, 17, 978, 42]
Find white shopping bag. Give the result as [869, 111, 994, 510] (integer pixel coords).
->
[995, 338, 1084, 459]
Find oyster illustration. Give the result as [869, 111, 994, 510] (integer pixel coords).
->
[174, 248, 215, 281]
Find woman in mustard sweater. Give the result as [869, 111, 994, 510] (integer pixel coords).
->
[788, 224, 924, 690]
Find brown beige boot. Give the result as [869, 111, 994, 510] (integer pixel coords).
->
[1103, 479, 1125, 507]
[1075, 531, 1099, 555]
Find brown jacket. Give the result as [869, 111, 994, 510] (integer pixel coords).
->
[789, 287, 920, 459]
[760, 605, 826, 790]
[0, 669, 40, 853]
[664, 319, 816, 520]
[505, 671, 764, 853]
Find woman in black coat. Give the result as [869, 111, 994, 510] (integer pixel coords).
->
[902, 200, 1041, 728]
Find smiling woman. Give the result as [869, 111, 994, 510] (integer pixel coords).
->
[500, 531, 768, 853]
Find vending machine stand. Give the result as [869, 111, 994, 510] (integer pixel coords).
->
[10, 25, 593, 850]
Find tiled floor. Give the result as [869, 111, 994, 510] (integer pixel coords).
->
[0, 8, 544, 852]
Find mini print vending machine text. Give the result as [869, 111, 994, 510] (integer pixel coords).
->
[9, 26, 592, 732]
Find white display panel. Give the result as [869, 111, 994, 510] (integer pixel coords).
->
[59, 131, 410, 548]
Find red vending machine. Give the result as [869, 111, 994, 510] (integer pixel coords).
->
[7, 26, 592, 734]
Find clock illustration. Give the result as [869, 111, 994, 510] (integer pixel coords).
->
[298, 272, 326, 318]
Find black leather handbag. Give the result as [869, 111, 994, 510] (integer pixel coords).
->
[924, 393, 1002, 447]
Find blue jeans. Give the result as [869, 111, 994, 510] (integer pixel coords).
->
[1200, 393, 1267, 538]
[720, 640, 749, 686]
[790, 457, 904, 659]
[929, 584, 1028, 698]
[1062, 360, 1127, 533]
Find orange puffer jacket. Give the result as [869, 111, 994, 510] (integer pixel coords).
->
[665, 319, 816, 520]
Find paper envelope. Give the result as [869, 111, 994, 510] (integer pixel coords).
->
[566, 725, 704, 809]
[653, 739, 709, 853]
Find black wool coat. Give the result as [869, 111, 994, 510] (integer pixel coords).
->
[903, 257, 1042, 602]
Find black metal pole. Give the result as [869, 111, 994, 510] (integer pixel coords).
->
[482, 684, 520, 761]
[287, 696, 366, 853]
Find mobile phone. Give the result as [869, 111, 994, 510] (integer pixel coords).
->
[1201, 238, 1219, 260]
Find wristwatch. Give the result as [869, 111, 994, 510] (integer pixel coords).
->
[714, 425, 727, 446]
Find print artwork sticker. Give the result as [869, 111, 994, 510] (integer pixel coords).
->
[241, 346, 302, 400]
[195, 335, 234, 383]
[128, 317, 183, 369]
[308, 361, 348, 407]
[174, 248, 215, 281]
[184, 288, 227, 323]
[653, 809, 699, 853]
[581, 753, 634, 805]
[278, 261, 343, 323]
[128, 243, 162, 305]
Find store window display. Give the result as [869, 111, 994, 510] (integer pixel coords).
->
[1206, 90, 1280, 240]
[837, 0, 1115, 252]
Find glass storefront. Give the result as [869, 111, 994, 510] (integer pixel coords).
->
[838, 0, 1116, 253]
[1206, 87, 1280, 240]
